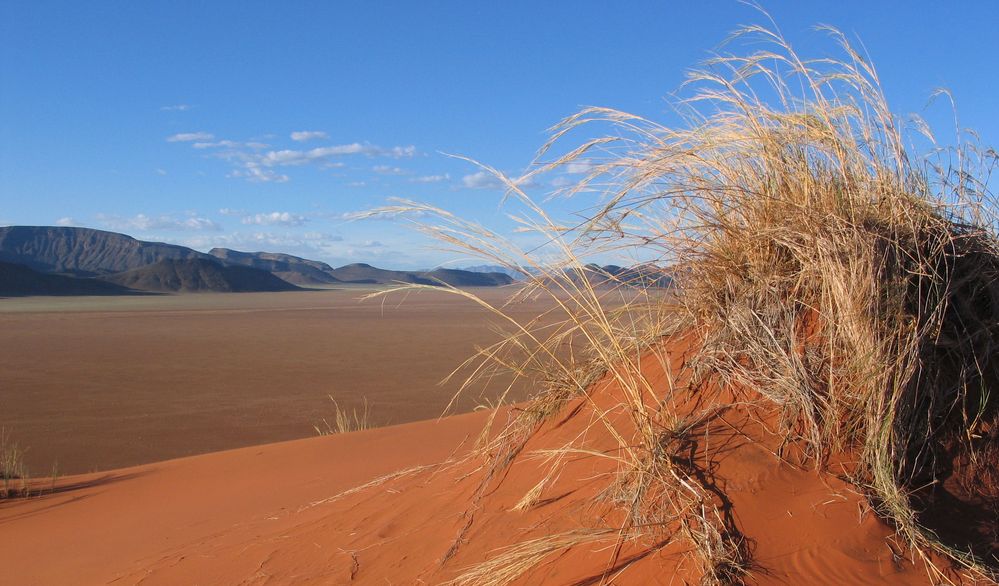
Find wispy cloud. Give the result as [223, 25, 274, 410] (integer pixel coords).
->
[55, 217, 79, 227]
[96, 213, 221, 232]
[565, 160, 593, 174]
[155, 168, 168, 176]
[160, 104, 192, 112]
[290, 130, 329, 142]
[372, 165, 406, 175]
[410, 173, 450, 183]
[166, 131, 214, 143]
[462, 171, 536, 190]
[192, 140, 269, 150]
[254, 144, 415, 167]
[240, 211, 308, 226]
[171, 128, 416, 182]
[228, 143, 414, 182]
[227, 167, 290, 183]
[462, 171, 500, 189]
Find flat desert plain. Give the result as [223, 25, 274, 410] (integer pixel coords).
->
[0, 287, 550, 474]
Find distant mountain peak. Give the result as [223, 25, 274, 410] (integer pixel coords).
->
[0, 225, 211, 277]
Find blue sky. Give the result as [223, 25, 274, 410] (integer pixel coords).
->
[2, 2, 997, 269]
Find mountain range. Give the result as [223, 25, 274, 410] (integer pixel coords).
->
[0, 226, 514, 296]
[208, 249, 514, 287]
[0, 226, 669, 297]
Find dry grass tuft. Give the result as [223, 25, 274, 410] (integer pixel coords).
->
[1, 428, 30, 499]
[314, 396, 371, 435]
[363, 13, 998, 585]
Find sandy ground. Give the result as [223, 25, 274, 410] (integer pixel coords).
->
[0, 410, 492, 586]
[0, 287, 551, 474]
[0, 340, 949, 585]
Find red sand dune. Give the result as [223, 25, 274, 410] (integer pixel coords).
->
[0, 411, 489, 585]
[1, 343, 963, 585]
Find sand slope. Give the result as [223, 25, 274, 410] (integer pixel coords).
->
[1, 346, 955, 585]
[0, 411, 488, 585]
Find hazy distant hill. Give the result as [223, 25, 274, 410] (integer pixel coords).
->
[0, 226, 213, 277]
[460, 263, 672, 288]
[209, 248, 341, 286]
[422, 268, 514, 287]
[325, 263, 420, 284]
[0, 261, 133, 297]
[576, 264, 673, 288]
[328, 263, 513, 287]
[461, 264, 526, 279]
[209, 253, 515, 286]
[101, 258, 301, 293]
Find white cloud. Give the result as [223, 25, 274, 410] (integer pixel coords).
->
[290, 130, 329, 142]
[387, 145, 417, 158]
[565, 161, 593, 174]
[373, 165, 406, 175]
[217, 143, 413, 183]
[172, 128, 416, 182]
[227, 167, 290, 183]
[166, 131, 214, 142]
[360, 240, 384, 248]
[160, 104, 192, 112]
[410, 173, 450, 183]
[462, 171, 499, 189]
[241, 211, 308, 226]
[96, 213, 222, 232]
[193, 140, 237, 149]
[254, 143, 415, 167]
[218, 208, 244, 217]
[155, 168, 168, 176]
[462, 171, 537, 190]
[55, 217, 78, 227]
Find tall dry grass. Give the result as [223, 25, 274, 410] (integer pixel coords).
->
[1, 428, 30, 499]
[364, 17, 998, 585]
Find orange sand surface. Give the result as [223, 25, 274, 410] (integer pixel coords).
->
[1, 339, 954, 585]
[0, 410, 490, 585]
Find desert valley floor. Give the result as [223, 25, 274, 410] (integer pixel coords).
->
[0, 287, 542, 474]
